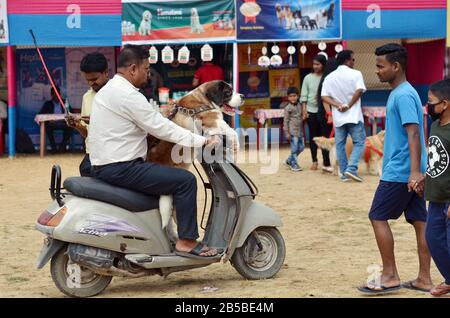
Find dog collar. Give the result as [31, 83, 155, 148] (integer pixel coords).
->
[167, 104, 213, 120]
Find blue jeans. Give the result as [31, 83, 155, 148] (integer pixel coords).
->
[426, 202, 450, 284]
[334, 121, 366, 175]
[287, 136, 305, 165]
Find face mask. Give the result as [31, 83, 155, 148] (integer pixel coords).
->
[428, 102, 443, 122]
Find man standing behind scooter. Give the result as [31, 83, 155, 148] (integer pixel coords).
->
[88, 45, 219, 258]
[66, 52, 109, 176]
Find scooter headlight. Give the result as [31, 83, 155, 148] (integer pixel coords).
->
[37, 206, 67, 227]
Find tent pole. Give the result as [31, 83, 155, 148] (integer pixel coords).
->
[233, 42, 240, 129]
[7, 46, 16, 158]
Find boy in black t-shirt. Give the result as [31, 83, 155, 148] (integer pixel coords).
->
[415, 79, 450, 296]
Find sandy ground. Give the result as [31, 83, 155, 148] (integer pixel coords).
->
[0, 146, 446, 298]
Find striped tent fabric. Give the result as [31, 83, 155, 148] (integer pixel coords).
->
[342, 0, 447, 40]
[8, 0, 122, 46]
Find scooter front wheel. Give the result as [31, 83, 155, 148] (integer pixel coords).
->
[50, 247, 112, 297]
[231, 227, 285, 280]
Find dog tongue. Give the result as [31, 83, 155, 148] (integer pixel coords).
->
[225, 104, 243, 115]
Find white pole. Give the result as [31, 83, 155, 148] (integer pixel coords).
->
[232, 41, 240, 129]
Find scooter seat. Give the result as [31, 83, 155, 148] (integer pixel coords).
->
[64, 177, 160, 212]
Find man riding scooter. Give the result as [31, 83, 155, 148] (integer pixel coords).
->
[88, 45, 220, 259]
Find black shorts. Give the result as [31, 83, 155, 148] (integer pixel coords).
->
[369, 181, 427, 224]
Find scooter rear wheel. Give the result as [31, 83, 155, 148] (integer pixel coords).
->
[231, 227, 285, 280]
[50, 247, 112, 298]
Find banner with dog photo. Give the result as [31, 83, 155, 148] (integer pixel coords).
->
[237, 0, 341, 41]
[0, 0, 8, 44]
[122, 0, 235, 44]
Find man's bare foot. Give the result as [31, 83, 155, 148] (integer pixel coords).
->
[379, 274, 401, 289]
[402, 278, 433, 292]
[431, 282, 450, 296]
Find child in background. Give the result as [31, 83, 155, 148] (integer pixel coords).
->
[283, 87, 305, 172]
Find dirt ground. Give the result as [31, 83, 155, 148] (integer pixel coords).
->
[0, 146, 446, 298]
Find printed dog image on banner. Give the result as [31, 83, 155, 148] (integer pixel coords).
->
[122, 0, 235, 44]
[237, 0, 341, 41]
[138, 10, 152, 35]
[190, 8, 204, 33]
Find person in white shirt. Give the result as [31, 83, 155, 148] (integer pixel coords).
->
[321, 50, 367, 182]
[88, 45, 219, 259]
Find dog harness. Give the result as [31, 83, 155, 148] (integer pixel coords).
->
[148, 104, 215, 150]
[364, 139, 383, 163]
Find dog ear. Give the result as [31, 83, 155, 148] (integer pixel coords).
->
[205, 81, 226, 106]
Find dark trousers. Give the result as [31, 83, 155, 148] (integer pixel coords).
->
[426, 202, 450, 284]
[307, 112, 331, 167]
[317, 112, 331, 167]
[92, 158, 199, 240]
[1, 118, 7, 147]
[79, 154, 92, 177]
[46, 121, 72, 152]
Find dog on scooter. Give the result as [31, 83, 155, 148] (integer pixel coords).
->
[313, 130, 385, 177]
[146, 81, 244, 233]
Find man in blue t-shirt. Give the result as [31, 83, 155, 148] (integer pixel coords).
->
[358, 43, 432, 294]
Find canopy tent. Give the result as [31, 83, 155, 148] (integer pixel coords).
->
[342, 0, 446, 40]
[5, 0, 122, 157]
[2, 0, 449, 156]
[8, 0, 121, 46]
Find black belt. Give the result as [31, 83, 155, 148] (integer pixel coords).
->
[92, 158, 144, 171]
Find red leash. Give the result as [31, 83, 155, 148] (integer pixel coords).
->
[364, 139, 383, 163]
[326, 112, 334, 138]
[29, 30, 66, 110]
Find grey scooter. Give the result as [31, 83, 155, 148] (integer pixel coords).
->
[35, 147, 286, 297]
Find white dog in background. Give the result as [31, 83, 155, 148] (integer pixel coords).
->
[139, 10, 152, 36]
[190, 8, 204, 33]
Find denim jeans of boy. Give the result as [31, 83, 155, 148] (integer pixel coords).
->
[334, 121, 366, 176]
[288, 136, 305, 165]
[426, 202, 450, 284]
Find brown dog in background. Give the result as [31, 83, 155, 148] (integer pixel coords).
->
[313, 130, 385, 176]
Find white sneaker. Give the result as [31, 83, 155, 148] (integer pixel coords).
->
[344, 171, 363, 182]
[322, 166, 334, 173]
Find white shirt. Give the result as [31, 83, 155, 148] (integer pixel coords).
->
[321, 65, 366, 127]
[80, 88, 96, 154]
[88, 75, 206, 166]
[0, 100, 7, 119]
